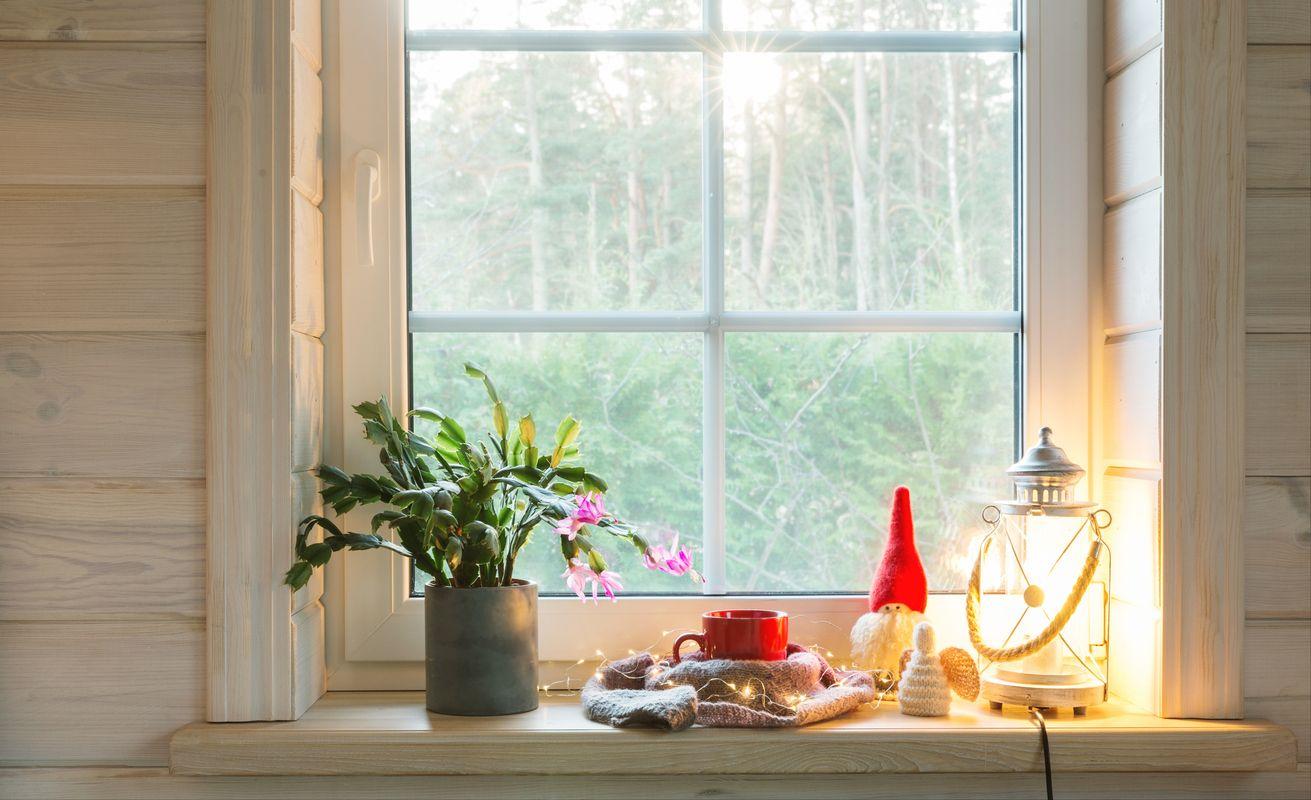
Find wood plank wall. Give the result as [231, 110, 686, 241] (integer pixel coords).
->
[0, 0, 1304, 796]
[1102, 0, 1165, 716]
[1242, 0, 1311, 764]
[0, 0, 206, 767]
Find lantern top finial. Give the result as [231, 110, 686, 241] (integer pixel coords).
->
[1006, 427, 1085, 505]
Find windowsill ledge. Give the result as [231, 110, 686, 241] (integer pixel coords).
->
[169, 692, 1298, 777]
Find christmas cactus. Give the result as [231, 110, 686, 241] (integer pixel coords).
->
[283, 364, 698, 599]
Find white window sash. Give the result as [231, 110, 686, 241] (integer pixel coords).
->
[328, 0, 1092, 677]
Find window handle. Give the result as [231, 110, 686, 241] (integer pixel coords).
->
[354, 149, 382, 269]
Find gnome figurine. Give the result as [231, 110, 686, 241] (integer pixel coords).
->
[849, 486, 927, 682]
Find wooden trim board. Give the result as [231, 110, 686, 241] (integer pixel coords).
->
[170, 692, 1297, 778]
[207, 0, 326, 722]
[206, 0, 294, 722]
[6, 766, 1311, 800]
[1159, 0, 1247, 719]
[3, 765, 1309, 800]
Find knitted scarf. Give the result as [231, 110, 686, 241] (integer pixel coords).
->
[582, 644, 876, 731]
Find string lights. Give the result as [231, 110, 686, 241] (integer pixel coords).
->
[537, 612, 901, 713]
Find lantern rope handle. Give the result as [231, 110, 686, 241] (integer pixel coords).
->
[966, 534, 1103, 662]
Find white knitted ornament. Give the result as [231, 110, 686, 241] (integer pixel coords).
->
[897, 622, 952, 717]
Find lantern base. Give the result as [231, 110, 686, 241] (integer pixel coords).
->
[980, 672, 1106, 713]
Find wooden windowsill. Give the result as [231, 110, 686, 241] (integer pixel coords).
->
[170, 691, 1297, 777]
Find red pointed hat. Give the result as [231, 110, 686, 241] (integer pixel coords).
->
[868, 486, 928, 613]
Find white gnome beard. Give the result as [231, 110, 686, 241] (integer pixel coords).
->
[849, 605, 924, 676]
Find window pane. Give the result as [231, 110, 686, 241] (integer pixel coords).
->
[724, 332, 1015, 593]
[409, 52, 702, 312]
[722, 0, 1014, 30]
[411, 333, 703, 595]
[409, 0, 699, 30]
[723, 52, 1015, 311]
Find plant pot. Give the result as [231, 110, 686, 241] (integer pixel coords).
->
[424, 579, 539, 716]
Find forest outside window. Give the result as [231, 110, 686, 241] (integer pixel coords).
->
[403, 0, 1022, 598]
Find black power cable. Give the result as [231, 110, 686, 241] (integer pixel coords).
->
[1029, 707, 1055, 800]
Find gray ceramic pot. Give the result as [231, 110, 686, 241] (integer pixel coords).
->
[424, 579, 539, 716]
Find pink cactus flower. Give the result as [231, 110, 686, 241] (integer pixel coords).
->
[594, 569, 623, 601]
[554, 492, 607, 541]
[642, 535, 703, 583]
[562, 558, 592, 598]
[554, 517, 583, 541]
[574, 492, 606, 524]
[561, 558, 623, 602]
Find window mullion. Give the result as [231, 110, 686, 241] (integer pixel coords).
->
[407, 310, 1023, 333]
[701, 0, 727, 595]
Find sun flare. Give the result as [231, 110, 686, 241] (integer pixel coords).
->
[723, 52, 783, 106]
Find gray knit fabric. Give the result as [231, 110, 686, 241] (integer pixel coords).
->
[582, 645, 875, 730]
[581, 653, 698, 731]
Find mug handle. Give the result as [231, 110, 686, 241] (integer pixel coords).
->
[672, 633, 705, 664]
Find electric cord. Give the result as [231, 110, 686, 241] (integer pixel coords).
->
[1029, 707, 1054, 800]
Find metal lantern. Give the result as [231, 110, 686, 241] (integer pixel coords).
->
[965, 427, 1111, 715]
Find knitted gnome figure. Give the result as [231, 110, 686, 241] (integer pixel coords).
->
[849, 486, 927, 681]
[896, 622, 951, 716]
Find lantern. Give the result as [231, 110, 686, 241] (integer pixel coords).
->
[965, 427, 1111, 715]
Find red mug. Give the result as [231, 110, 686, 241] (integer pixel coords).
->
[672, 609, 789, 663]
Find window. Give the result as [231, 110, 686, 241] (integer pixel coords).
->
[333, 0, 1092, 671]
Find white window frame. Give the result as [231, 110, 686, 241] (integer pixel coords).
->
[327, 0, 1093, 684]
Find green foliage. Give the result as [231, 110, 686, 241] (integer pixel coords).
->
[411, 330, 1013, 594]
[283, 365, 647, 591]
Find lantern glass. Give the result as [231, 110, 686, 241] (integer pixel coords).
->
[996, 510, 1098, 682]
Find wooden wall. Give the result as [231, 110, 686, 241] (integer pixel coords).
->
[0, 0, 207, 768]
[1242, 0, 1311, 764]
[0, 0, 1305, 797]
[1102, 0, 1310, 750]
